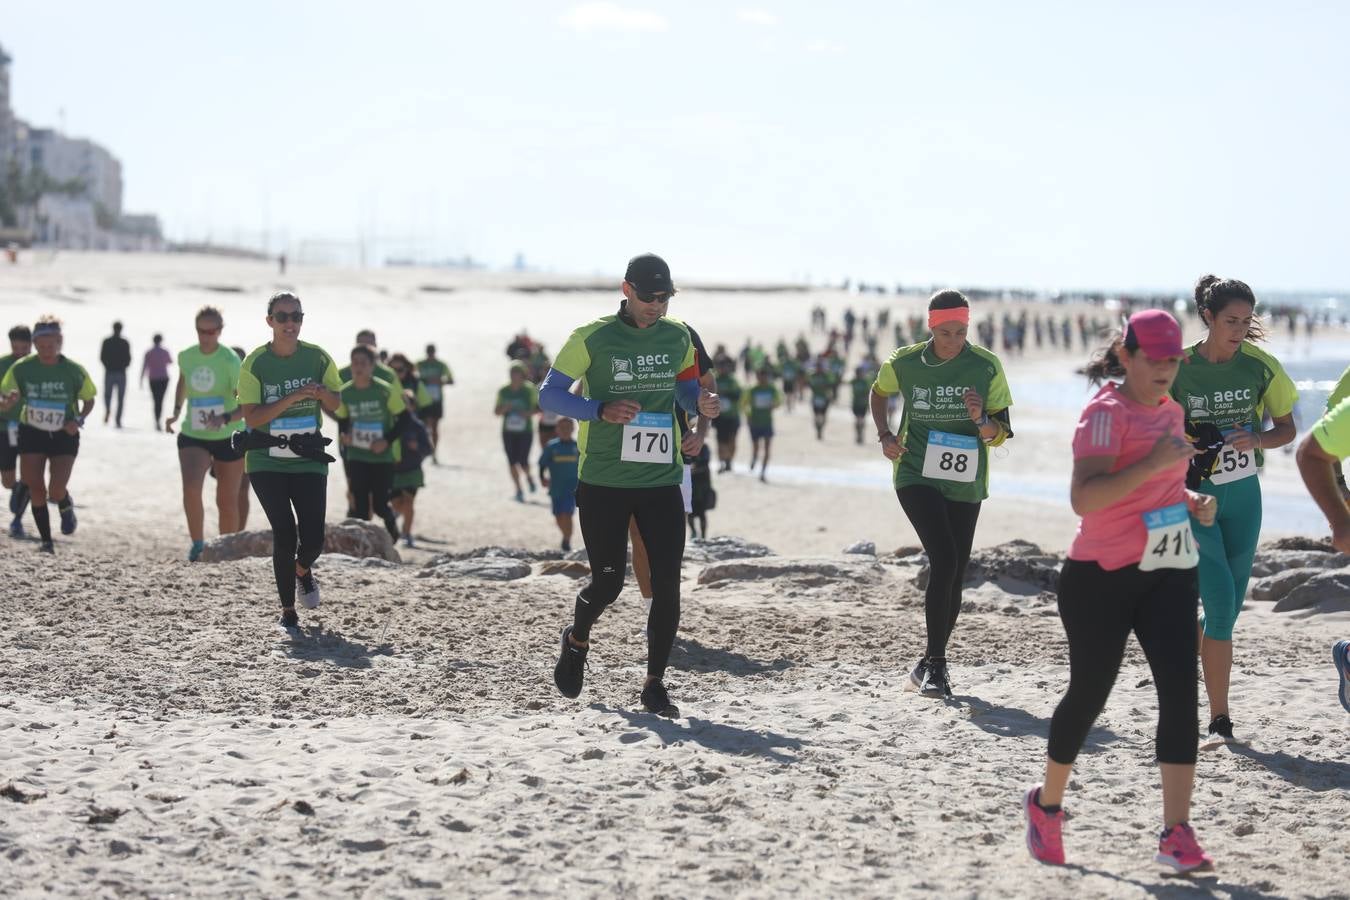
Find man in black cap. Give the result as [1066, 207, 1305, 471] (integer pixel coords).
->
[538, 253, 720, 717]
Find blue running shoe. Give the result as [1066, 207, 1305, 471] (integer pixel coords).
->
[188, 539, 205, 562]
[59, 498, 77, 536]
[1334, 640, 1350, 715]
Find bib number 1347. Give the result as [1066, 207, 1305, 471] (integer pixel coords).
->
[621, 412, 673, 464]
[1139, 502, 1199, 572]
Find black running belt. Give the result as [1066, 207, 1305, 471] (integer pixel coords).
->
[232, 428, 337, 463]
[1184, 421, 1225, 490]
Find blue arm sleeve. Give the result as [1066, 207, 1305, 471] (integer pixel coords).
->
[676, 378, 701, 415]
[537, 443, 552, 479]
[539, 368, 601, 420]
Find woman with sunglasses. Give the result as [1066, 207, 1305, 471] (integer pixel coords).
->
[870, 290, 1013, 699]
[0, 315, 96, 553]
[1169, 275, 1297, 745]
[542, 253, 720, 717]
[165, 305, 247, 562]
[237, 292, 343, 630]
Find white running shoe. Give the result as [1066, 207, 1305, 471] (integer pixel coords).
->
[297, 570, 321, 609]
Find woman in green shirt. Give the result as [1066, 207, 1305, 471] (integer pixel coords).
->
[871, 290, 1013, 698]
[237, 292, 343, 630]
[165, 305, 247, 562]
[1171, 275, 1297, 743]
[335, 344, 408, 540]
[712, 359, 742, 473]
[0, 316, 96, 553]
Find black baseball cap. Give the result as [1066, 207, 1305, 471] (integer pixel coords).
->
[624, 253, 675, 294]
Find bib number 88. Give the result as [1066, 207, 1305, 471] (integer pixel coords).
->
[938, 452, 968, 474]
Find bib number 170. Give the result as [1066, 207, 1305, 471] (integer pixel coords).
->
[620, 412, 675, 465]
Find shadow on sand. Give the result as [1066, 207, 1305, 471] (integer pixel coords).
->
[955, 695, 1127, 752]
[596, 703, 804, 764]
[671, 636, 794, 677]
[282, 625, 394, 669]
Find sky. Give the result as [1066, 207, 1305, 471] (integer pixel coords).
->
[3, 1, 1349, 291]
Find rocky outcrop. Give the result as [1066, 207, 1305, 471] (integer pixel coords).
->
[914, 540, 1061, 594]
[539, 560, 590, 578]
[842, 541, 876, 556]
[199, 519, 401, 564]
[1271, 571, 1350, 615]
[698, 556, 884, 587]
[417, 557, 532, 581]
[683, 536, 775, 564]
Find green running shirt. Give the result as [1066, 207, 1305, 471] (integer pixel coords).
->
[337, 377, 406, 464]
[715, 373, 743, 422]
[238, 341, 343, 475]
[0, 354, 21, 423]
[0, 355, 97, 429]
[873, 342, 1012, 502]
[1169, 341, 1297, 471]
[741, 383, 783, 429]
[552, 314, 697, 489]
[177, 345, 245, 441]
[496, 383, 539, 434]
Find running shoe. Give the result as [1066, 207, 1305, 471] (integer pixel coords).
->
[8, 517, 23, 539]
[641, 679, 679, 718]
[279, 607, 300, 631]
[561, 538, 571, 553]
[9, 481, 29, 515]
[297, 570, 321, 609]
[553, 625, 588, 699]
[904, 657, 929, 692]
[402, 534, 415, 549]
[1334, 640, 1350, 714]
[1022, 786, 1066, 865]
[1206, 715, 1235, 742]
[188, 540, 205, 562]
[1155, 822, 1214, 873]
[38, 540, 54, 554]
[381, 511, 399, 540]
[58, 497, 76, 535]
[514, 490, 525, 504]
[528, 477, 538, 494]
[920, 658, 952, 698]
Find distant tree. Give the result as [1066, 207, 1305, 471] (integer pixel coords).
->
[0, 159, 86, 227]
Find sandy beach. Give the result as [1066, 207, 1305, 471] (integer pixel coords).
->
[1, 252, 1347, 898]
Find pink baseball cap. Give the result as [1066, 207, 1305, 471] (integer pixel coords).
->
[1126, 309, 1184, 360]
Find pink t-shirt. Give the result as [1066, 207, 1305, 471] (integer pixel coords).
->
[1068, 382, 1189, 571]
[143, 346, 172, 380]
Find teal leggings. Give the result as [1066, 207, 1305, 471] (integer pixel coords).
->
[1192, 475, 1262, 641]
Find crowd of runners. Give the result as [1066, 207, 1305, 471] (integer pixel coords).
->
[2, 255, 1349, 877]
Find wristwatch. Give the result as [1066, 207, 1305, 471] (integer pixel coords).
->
[975, 413, 991, 428]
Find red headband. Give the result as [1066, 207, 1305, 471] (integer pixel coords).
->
[928, 307, 970, 328]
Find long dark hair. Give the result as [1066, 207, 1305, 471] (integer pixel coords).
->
[1083, 329, 1139, 385]
[1195, 274, 1266, 342]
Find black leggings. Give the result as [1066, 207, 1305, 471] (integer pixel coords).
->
[250, 471, 327, 608]
[573, 481, 685, 679]
[1048, 559, 1199, 766]
[897, 484, 981, 659]
[149, 377, 170, 421]
[347, 460, 393, 521]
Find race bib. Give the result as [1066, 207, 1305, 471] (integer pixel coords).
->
[504, 412, 528, 433]
[6, 421, 17, 445]
[1139, 502, 1199, 571]
[190, 396, 226, 432]
[921, 430, 978, 483]
[269, 415, 316, 459]
[26, 399, 66, 432]
[1209, 431, 1256, 485]
[425, 382, 442, 401]
[753, 394, 774, 410]
[621, 412, 673, 465]
[352, 420, 383, 450]
[812, 395, 829, 411]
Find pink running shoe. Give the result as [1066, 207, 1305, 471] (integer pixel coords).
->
[1155, 822, 1214, 873]
[1023, 786, 1065, 865]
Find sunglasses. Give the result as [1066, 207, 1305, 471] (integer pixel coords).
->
[271, 311, 304, 323]
[634, 289, 673, 304]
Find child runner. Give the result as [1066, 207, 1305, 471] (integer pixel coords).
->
[335, 344, 408, 540]
[495, 360, 540, 502]
[1024, 309, 1216, 873]
[538, 416, 580, 551]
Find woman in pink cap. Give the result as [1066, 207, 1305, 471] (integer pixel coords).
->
[1023, 309, 1217, 873]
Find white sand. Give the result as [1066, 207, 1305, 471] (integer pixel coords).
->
[0, 252, 1346, 897]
